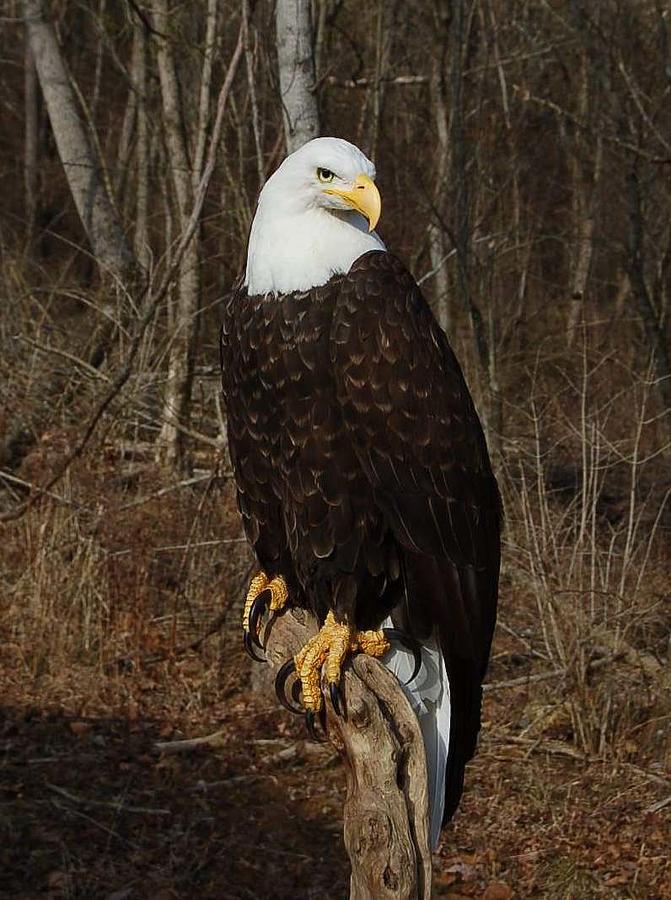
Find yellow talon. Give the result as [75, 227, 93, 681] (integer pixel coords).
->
[355, 629, 391, 657]
[243, 572, 268, 632]
[267, 577, 289, 612]
[242, 571, 289, 635]
[294, 611, 391, 712]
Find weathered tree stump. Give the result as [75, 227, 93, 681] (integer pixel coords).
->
[263, 609, 432, 900]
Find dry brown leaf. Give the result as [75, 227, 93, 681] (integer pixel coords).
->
[69, 720, 91, 737]
[482, 882, 512, 900]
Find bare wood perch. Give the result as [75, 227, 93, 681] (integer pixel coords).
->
[263, 609, 432, 900]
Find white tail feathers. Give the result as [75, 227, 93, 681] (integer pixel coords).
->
[383, 621, 451, 849]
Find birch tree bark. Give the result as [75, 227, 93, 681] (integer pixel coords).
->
[276, 0, 320, 153]
[23, 0, 138, 287]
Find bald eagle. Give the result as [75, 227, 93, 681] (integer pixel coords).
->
[220, 137, 501, 847]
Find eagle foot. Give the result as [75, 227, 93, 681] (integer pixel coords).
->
[242, 571, 289, 661]
[275, 612, 391, 723]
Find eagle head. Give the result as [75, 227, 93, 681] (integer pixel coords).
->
[244, 137, 386, 296]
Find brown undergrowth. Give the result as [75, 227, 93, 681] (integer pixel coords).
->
[1, 428, 669, 898]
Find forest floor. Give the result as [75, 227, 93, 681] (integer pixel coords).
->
[1, 593, 669, 899]
[1, 436, 670, 900]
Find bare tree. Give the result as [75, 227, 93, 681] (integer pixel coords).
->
[131, 18, 151, 270]
[276, 0, 320, 152]
[24, 36, 38, 239]
[565, 3, 603, 346]
[23, 0, 139, 288]
[626, 166, 671, 430]
[427, 12, 451, 332]
[151, 0, 203, 471]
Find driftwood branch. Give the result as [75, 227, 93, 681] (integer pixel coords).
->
[263, 609, 432, 900]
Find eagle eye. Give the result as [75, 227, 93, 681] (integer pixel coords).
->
[317, 167, 335, 183]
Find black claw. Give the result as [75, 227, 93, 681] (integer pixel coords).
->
[305, 709, 327, 743]
[383, 628, 423, 684]
[329, 680, 344, 718]
[274, 659, 304, 715]
[244, 630, 266, 663]
[248, 590, 270, 648]
[291, 678, 303, 707]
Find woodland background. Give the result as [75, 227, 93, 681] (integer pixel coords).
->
[1, 1, 670, 897]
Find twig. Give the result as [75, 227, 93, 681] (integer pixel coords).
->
[483, 668, 565, 692]
[46, 782, 171, 816]
[117, 473, 213, 510]
[623, 763, 671, 789]
[488, 734, 586, 760]
[14, 333, 112, 382]
[483, 652, 625, 693]
[0, 469, 83, 511]
[152, 537, 247, 552]
[195, 774, 280, 790]
[49, 798, 140, 848]
[325, 74, 428, 88]
[520, 88, 669, 162]
[647, 794, 671, 813]
[155, 730, 227, 754]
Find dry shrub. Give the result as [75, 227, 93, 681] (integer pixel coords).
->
[502, 337, 671, 758]
[0, 461, 248, 679]
[1, 503, 110, 675]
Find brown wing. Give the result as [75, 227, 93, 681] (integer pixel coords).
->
[331, 250, 501, 819]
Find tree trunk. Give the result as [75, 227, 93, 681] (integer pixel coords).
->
[192, 0, 219, 186]
[449, 0, 489, 372]
[132, 19, 150, 270]
[24, 35, 38, 240]
[23, 0, 138, 287]
[275, 0, 320, 153]
[152, 0, 201, 471]
[626, 168, 671, 434]
[428, 48, 450, 331]
[262, 609, 432, 900]
[243, 0, 265, 189]
[565, 39, 602, 347]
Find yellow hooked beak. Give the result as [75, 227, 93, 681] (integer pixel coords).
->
[323, 174, 381, 232]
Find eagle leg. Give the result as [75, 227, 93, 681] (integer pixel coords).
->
[242, 571, 289, 659]
[294, 611, 391, 715]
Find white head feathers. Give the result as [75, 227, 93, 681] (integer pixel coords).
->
[244, 137, 386, 296]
